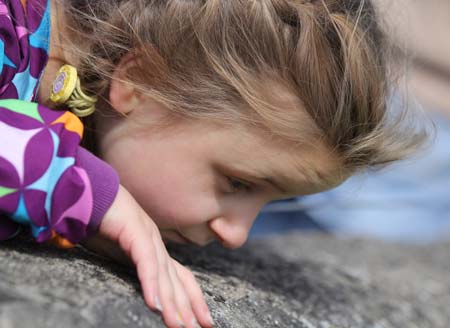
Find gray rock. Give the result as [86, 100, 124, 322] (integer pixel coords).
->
[0, 232, 449, 328]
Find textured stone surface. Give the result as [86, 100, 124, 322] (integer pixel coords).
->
[0, 232, 449, 328]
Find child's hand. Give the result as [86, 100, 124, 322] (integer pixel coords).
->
[88, 185, 214, 328]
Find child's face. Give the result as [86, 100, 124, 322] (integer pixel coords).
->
[97, 98, 342, 249]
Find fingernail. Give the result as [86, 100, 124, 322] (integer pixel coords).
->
[176, 312, 185, 327]
[191, 317, 201, 328]
[155, 296, 163, 312]
[206, 311, 214, 326]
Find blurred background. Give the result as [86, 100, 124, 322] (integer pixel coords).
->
[250, 0, 450, 244]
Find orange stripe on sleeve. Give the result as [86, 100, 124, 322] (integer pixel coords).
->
[51, 111, 84, 138]
[48, 231, 76, 249]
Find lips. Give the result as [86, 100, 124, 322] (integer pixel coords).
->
[160, 229, 218, 246]
[177, 231, 212, 246]
[175, 231, 194, 244]
[160, 230, 190, 244]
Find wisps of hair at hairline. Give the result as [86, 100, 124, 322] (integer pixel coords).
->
[56, 0, 429, 175]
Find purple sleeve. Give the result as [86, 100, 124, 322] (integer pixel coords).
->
[0, 99, 119, 246]
[76, 148, 119, 236]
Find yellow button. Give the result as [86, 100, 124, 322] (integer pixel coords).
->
[50, 64, 78, 105]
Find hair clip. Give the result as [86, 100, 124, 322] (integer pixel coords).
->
[50, 64, 98, 117]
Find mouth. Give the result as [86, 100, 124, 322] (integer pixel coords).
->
[161, 229, 217, 246]
[161, 230, 193, 245]
[175, 231, 194, 244]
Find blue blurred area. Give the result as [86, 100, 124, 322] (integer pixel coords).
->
[250, 112, 450, 244]
[249, 199, 329, 237]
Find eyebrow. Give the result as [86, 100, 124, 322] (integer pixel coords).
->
[221, 162, 333, 196]
[260, 176, 288, 194]
[219, 164, 286, 193]
[246, 166, 334, 195]
[231, 168, 291, 194]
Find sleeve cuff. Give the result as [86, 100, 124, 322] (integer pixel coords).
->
[76, 148, 120, 236]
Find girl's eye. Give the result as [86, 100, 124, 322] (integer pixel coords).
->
[227, 177, 252, 193]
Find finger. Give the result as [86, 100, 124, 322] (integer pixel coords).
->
[117, 221, 160, 312]
[135, 253, 160, 311]
[174, 260, 214, 328]
[152, 235, 186, 328]
[167, 259, 199, 328]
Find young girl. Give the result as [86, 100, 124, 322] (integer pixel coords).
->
[0, 0, 425, 327]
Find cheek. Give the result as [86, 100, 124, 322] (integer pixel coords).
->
[114, 159, 219, 229]
[100, 136, 221, 228]
[137, 185, 220, 229]
[134, 179, 196, 227]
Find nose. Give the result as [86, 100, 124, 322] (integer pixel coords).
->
[208, 213, 258, 249]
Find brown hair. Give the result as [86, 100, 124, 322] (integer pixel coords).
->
[59, 0, 426, 175]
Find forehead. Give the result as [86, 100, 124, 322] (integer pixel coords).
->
[133, 86, 345, 194]
[200, 121, 345, 195]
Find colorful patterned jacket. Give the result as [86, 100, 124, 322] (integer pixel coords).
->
[0, 0, 119, 246]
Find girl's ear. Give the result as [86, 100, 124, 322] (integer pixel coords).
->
[109, 52, 141, 115]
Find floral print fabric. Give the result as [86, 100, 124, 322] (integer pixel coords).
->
[0, 0, 50, 101]
[0, 99, 93, 245]
[0, 0, 105, 246]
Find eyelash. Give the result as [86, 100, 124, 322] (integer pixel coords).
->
[227, 177, 252, 193]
